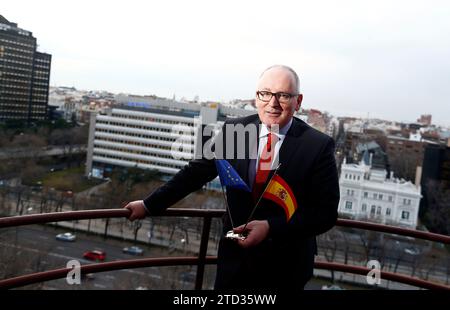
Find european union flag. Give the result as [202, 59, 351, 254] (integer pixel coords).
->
[215, 159, 251, 192]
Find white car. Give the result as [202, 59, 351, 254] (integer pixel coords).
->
[56, 232, 76, 242]
[122, 246, 144, 255]
[404, 247, 421, 256]
[321, 284, 344, 290]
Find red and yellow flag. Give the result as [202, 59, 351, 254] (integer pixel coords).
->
[263, 174, 298, 221]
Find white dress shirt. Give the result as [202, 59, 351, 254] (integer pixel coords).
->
[248, 118, 293, 189]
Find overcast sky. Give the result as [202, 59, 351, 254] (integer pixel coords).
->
[3, 0, 450, 126]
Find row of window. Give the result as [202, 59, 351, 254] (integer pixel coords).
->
[0, 103, 46, 108]
[32, 82, 50, 88]
[0, 38, 35, 49]
[106, 117, 195, 128]
[34, 70, 50, 77]
[95, 137, 193, 151]
[0, 113, 46, 117]
[94, 141, 173, 153]
[0, 102, 30, 107]
[344, 173, 361, 181]
[0, 96, 29, 101]
[1, 57, 34, 66]
[1, 45, 34, 55]
[344, 201, 410, 220]
[362, 192, 393, 201]
[364, 191, 411, 205]
[1, 90, 31, 96]
[95, 128, 189, 142]
[98, 121, 177, 133]
[1, 72, 33, 79]
[1, 64, 32, 72]
[111, 113, 195, 126]
[34, 64, 50, 69]
[0, 83, 30, 90]
[35, 57, 50, 63]
[1, 51, 33, 60]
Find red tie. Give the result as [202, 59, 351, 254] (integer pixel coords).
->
[252, 133, 277, 201]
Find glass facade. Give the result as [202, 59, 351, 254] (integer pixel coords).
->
[0, 15, 51, 122]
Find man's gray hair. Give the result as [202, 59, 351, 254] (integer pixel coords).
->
[260, 65, 300, 94]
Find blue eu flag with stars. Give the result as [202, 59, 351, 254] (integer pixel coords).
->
[215, 159, 251, 192]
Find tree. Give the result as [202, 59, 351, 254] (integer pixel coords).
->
[423, 180, 450, 235]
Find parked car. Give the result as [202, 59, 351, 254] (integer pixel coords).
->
[122, 246, 144, 256]
[83, 250, 106, 261]
[56, 232, 76, 242]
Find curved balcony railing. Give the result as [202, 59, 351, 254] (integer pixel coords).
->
[0, 208, 449, 290]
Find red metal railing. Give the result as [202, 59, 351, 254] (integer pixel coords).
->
[0, 208, 449, 290]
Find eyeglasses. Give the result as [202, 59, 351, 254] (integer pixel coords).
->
[256, 90, 298, 103]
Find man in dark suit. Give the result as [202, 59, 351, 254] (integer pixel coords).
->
[125, 65, 339, 290]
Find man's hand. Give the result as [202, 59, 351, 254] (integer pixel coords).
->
[233, 220, 270, 248]
[124, 200, 147, 221]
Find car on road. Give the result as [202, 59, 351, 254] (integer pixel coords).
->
[404, 247, 421, 256]
[83, 250, 106, 261]
[122, 246, 144, 255]
[321, 284, 344, 290]
[82, 273, 95, 280]
[56, 232, 76, 242]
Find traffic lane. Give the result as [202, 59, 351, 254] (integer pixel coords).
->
[0, 225, 187, 289]
[0, 225, 165, 262]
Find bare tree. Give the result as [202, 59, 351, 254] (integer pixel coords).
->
[423, 179, 450, 235]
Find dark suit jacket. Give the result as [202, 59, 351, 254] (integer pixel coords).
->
[144, 114, 340, 289]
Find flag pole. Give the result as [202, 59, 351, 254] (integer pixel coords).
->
[220, 184, 235, 229]
[213, 154, 236, 230]
[241, 163, 282, 233]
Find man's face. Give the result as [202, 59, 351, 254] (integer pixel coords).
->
[256, 67, 302, 129]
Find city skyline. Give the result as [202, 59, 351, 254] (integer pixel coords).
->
[3, 0, 450, 126]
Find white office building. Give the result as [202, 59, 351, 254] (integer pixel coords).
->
[85, 96, 254, 179]
[338, 152, 422, 229]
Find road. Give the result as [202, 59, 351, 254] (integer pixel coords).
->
[0, 145, 86, 160]
[0, 225, 204, 290]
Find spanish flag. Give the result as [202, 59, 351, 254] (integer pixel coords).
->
[263, 174, 298, 221]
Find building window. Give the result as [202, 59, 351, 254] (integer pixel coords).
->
[345, 201, 352, 210]
[379, 194, 383, 200]
[388, 196, 393, 202]
[373, 193, 377, 199]
[376, 206, 381, 215]
[386, 208, 391, 216]
[364, 192, 368, 198]
[401, 211, 410, 220]
[362, 204, 367, 212]
[371, 206, 376, 214]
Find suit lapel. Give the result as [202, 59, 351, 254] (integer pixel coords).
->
[277, 117, 308, 176]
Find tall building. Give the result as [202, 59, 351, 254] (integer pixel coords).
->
[0, 15, 51, 122]
[338, 152, 422, 229]
[421, 143, 450, 187]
